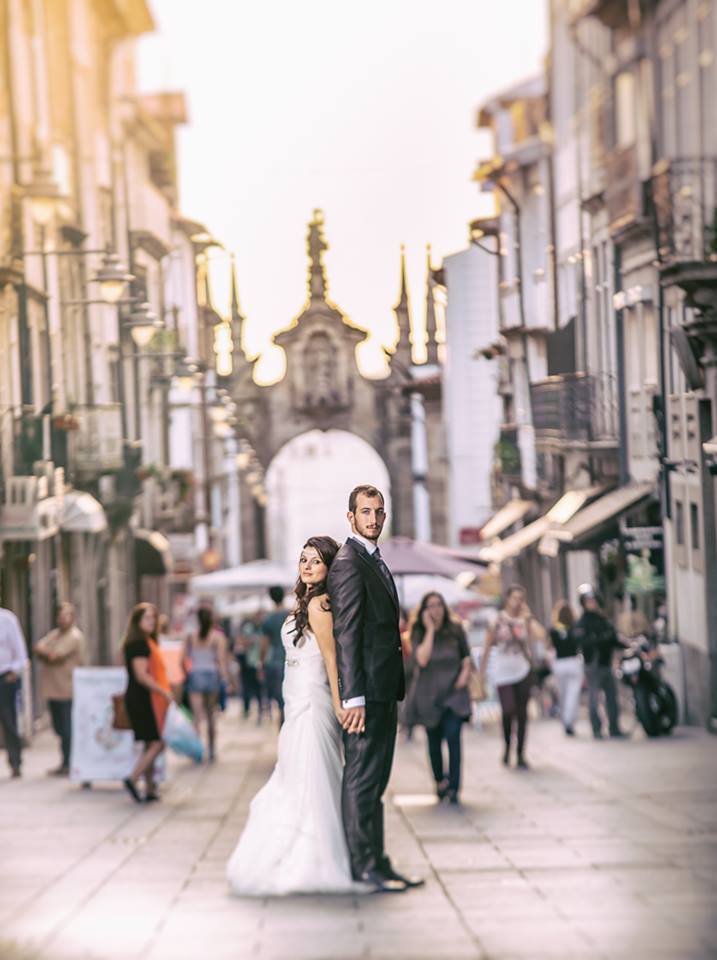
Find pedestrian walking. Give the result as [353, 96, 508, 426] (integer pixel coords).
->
[34, 603, 87, 775]
[572, 586, 624, 739]
[480, 585, 544, 769]
[548, 600, 583, 736]
[182, 607, 230, 761]
[0, 605, 28, 778]
[234, 615, 264, 721]
[122, 603, 173, 803]
[406, 592, 472, 804]
[259, 586, 288, 727]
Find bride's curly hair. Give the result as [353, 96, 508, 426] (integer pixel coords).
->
[292, 535, 340, 645]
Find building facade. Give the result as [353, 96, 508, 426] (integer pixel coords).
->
[0, 2, 236, 712]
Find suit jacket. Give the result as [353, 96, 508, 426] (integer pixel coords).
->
[327, 538, 405, 703]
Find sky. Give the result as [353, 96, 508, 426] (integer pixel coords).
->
[138, 0, 548, 383]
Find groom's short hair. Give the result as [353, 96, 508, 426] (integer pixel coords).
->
[348, 485, 384, 513]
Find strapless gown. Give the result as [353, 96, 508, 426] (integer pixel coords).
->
[227, 618, 357, 895]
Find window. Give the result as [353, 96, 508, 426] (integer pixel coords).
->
[675, 500, 685, 545]
[690, 502, 700, 550]
[615, 71, 637, 148]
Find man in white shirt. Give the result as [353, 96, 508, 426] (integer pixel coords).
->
[0, 605, 29, 777]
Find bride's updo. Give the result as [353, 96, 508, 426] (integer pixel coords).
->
[292, 535, 340, 645]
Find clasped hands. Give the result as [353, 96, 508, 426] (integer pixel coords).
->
[334, 704, 366, 734]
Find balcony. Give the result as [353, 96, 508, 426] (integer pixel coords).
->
[0, 475, 59, 542]
[653, 157, 717, 271]
[67, 404, 124, 477]
[569, 0, 656, 28]
[606, 146, 650, 237]
[531, 374, 618, 444]
[156, 469, 197, 534]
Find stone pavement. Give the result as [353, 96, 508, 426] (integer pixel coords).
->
[1, 703, 716, 960]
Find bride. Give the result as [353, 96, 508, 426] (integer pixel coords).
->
[227, 536, 359, 896]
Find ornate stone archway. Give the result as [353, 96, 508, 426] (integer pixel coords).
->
[227, 210, 415, 560]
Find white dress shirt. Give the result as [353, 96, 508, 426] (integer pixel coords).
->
[341, 534, 379, 709]
[0, 607, 29, 676]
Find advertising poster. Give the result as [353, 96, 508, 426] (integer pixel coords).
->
[69, 667, 165, 783]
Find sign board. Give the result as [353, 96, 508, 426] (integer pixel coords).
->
[620, 522, 663, 553]
[459, 527, 483, 546]
[69, 667, 165, 783]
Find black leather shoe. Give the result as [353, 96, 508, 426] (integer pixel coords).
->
[359, 869, 407, 893]
[123, 778, 142, 803]
[383, 866, 425, 888]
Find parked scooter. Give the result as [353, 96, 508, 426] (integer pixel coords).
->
[618, 637, 678, 737]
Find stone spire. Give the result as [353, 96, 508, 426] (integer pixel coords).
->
[392, 245, 412, 370]
[229, 254, 249, 370]
[307, 209, 328, 302]
[425, 244, 439, 365]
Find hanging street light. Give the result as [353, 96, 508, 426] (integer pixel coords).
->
[24, 160, 66, 225]
[93, 251, 134, 304]
[126, 302, 162, 347]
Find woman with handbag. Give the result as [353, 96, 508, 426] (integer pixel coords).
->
[408, 592, 472, 805]
[480, 584, 544, 770]
[122, 603, 173, 803]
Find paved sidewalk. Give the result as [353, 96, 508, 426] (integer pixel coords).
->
[1, 704, 716, 960]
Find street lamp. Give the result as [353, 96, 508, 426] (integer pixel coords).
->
[93, 251, 134, 305]
[173, 357, 199, 392]
[125, 302, 162, 347]
[24, 159, 66, 226]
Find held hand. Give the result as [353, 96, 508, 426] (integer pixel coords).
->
[163, 688, 174, 703]
[342, 705, 366, 735]
[334, 703, 348, 726]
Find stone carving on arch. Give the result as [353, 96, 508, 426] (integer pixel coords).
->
[226, 211, 416, 561]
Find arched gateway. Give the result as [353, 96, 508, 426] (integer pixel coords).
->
[227, 211, 415, 561]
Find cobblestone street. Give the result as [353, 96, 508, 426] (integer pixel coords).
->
[2, 706, 716, 960]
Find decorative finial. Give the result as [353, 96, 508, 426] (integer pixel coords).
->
[425, 244, 439, 365]
[396, 244, 409, 311]
[307, 209, 328, 301]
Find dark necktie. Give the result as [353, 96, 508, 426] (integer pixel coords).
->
[373, 548, 397, 602]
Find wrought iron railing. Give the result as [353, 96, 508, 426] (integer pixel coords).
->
[530, 373, 618, 442]
[67, 404, 124, 476]
[652, 157, 717, 265]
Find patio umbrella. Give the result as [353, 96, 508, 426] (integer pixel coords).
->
[377, 537, 482, 609]
[189, 559, 295, 596]
[378, 537, 478, 579]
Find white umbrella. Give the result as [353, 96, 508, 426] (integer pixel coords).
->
[189, 559, 295, 596]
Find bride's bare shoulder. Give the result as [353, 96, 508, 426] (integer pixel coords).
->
[307, 594, 332, 621]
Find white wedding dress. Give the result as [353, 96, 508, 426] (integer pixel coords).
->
[227, 617, 357, 896]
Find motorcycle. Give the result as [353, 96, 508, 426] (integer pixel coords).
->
[618, 637, 678, 737]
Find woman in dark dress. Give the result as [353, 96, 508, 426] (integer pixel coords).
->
[408, 592, 472, 804]
[122, 603, 173, 803]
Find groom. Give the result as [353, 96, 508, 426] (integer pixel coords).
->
[327, 484, 424, 893]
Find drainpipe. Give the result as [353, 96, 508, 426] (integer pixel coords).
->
[613, 246, 630, 486]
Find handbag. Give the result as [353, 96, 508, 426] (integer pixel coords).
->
[469, 670, 487, 702]
[443, 684, 472, 721]
[111, 693, 131, 730]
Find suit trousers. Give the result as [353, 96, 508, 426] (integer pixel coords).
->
[342, 700, 397, 879]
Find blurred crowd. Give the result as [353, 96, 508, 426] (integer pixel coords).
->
[1, 579, 673, 807]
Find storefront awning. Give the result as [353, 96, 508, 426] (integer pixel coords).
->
[478, 499, 533, 542]
[135, 528, 174, 576]
[61, 491, 107, 534]
[481, 486, 607, 564]
[540, 482, 655, 555]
